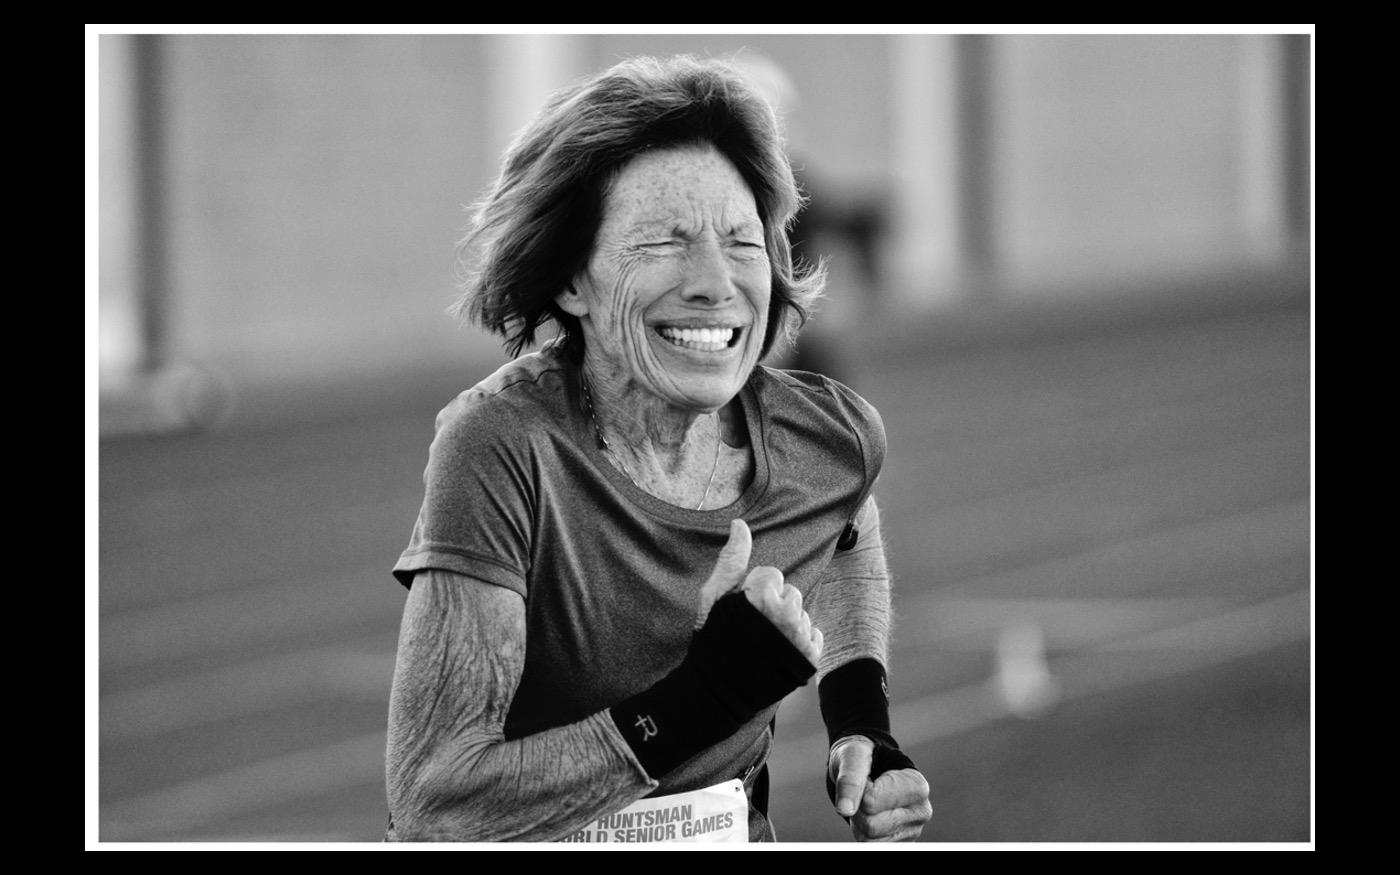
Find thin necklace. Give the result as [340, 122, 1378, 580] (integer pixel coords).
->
[580, 373, 723, 511]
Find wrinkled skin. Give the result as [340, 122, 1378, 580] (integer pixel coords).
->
[556, 144, 771, 423]
[829, 736, 933, 842]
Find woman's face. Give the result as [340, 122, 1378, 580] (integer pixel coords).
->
[560, 144, 771, 413]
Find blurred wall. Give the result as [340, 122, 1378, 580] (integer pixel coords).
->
[994, 36, 1299, 294]
[98, 33, 1309, 418]
[161, 36, 497, 387]
[587, 34, 893, 190]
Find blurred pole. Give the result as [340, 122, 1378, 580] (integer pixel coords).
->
[133, 35, 170, 375]
[1240, 33, 1309, 265]
[99, 35, 141, 381]
[1238, 35, 1289, 263]
[101, 35, 229, 435]
[484, 35, 586, 166]
[1283, 35, 1311, 246]
[955, 35, 997, 304]
[888, 36, 963, 310]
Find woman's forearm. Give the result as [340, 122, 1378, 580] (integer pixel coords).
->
[386, 569, 657, 842]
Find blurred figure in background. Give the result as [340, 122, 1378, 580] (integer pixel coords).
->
[786, 167, 885, 383]
[732, 53, 886, 387]
[384, 55, 930, 843]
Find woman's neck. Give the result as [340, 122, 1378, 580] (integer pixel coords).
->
[580, 359, 745, 469]
[583, 363, 696, 460]
[578, 356, 752, 510]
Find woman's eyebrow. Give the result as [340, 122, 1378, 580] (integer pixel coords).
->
[625, 217, 763, 238]
[624, 219, 683, 237]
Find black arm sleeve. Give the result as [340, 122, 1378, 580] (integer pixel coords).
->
[610, 592, 815, 778]
[819, 657, 916, 804]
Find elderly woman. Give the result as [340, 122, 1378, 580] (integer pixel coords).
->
[386, 56, 931, 843]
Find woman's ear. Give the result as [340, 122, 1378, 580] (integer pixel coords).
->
[555, 282, 590, 318]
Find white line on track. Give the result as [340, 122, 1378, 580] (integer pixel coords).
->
[916, 595, 1230, 649]
[930, 499, 1309, 602]
[102, 647, 395, 742]
[101, 590, 1309, 839]
[102, 732, 387, 841]
[101, 499, 1305, 675]
[100, 570, 400, 671]
[768, 590, 1309, 789]
[98, 595, 1213, 741]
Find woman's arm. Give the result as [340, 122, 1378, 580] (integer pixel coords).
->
[808, 498, 933, 841]
[810, 497, 892, 676]
[385, 568, 656, 842]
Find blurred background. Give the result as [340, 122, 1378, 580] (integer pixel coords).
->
[94, 31, 1311, 843]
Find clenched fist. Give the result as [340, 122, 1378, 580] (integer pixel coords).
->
[828, 735, 932, 842]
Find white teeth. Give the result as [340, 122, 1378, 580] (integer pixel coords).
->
[657, 326, 736, 349]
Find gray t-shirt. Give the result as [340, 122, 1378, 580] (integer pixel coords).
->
[393, 349, 884, 836]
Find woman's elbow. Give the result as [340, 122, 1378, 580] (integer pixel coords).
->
[386, 754, 451, 840]
[387, 769, 478, 841]
[386, 744, 513, 841]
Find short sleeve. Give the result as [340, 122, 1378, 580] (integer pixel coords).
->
[819, 376, 887, 506]
[392, 391, 535, 595]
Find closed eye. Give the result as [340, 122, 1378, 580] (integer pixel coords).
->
[729, 241, 767, 259]
[630, 240, 682, 256]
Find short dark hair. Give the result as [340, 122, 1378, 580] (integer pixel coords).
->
[454, 55, 825, 361]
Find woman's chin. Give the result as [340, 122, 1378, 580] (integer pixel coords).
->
[652, 378, 737, 413]
[643, 335, 755, 410]
[649, 370, 748, 413]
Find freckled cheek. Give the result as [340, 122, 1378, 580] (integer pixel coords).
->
[602, 266, 661, 356]
[741, 267, 773, 346]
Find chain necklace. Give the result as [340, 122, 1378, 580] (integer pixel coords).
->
[580, 373, 722, 511]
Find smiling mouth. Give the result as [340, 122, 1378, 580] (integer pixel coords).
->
[654, 325, 743, 352]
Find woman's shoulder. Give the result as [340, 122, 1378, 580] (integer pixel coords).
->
[432, 350, 574, 440]
[756, 361, 884, 484]
[756, 366, 884, 443]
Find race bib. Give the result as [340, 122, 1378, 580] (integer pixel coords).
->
[557, 779, 748, 843]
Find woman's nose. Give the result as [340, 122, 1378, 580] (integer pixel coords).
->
[680, 239, 738, 305]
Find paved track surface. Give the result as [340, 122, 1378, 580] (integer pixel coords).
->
[98, 300, 1311, 843]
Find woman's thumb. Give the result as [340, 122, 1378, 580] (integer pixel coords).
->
[694, 519, 752, 628]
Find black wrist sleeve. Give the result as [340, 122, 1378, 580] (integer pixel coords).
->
[609, 592, 816, 778]
[819, 657, 916, 805]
